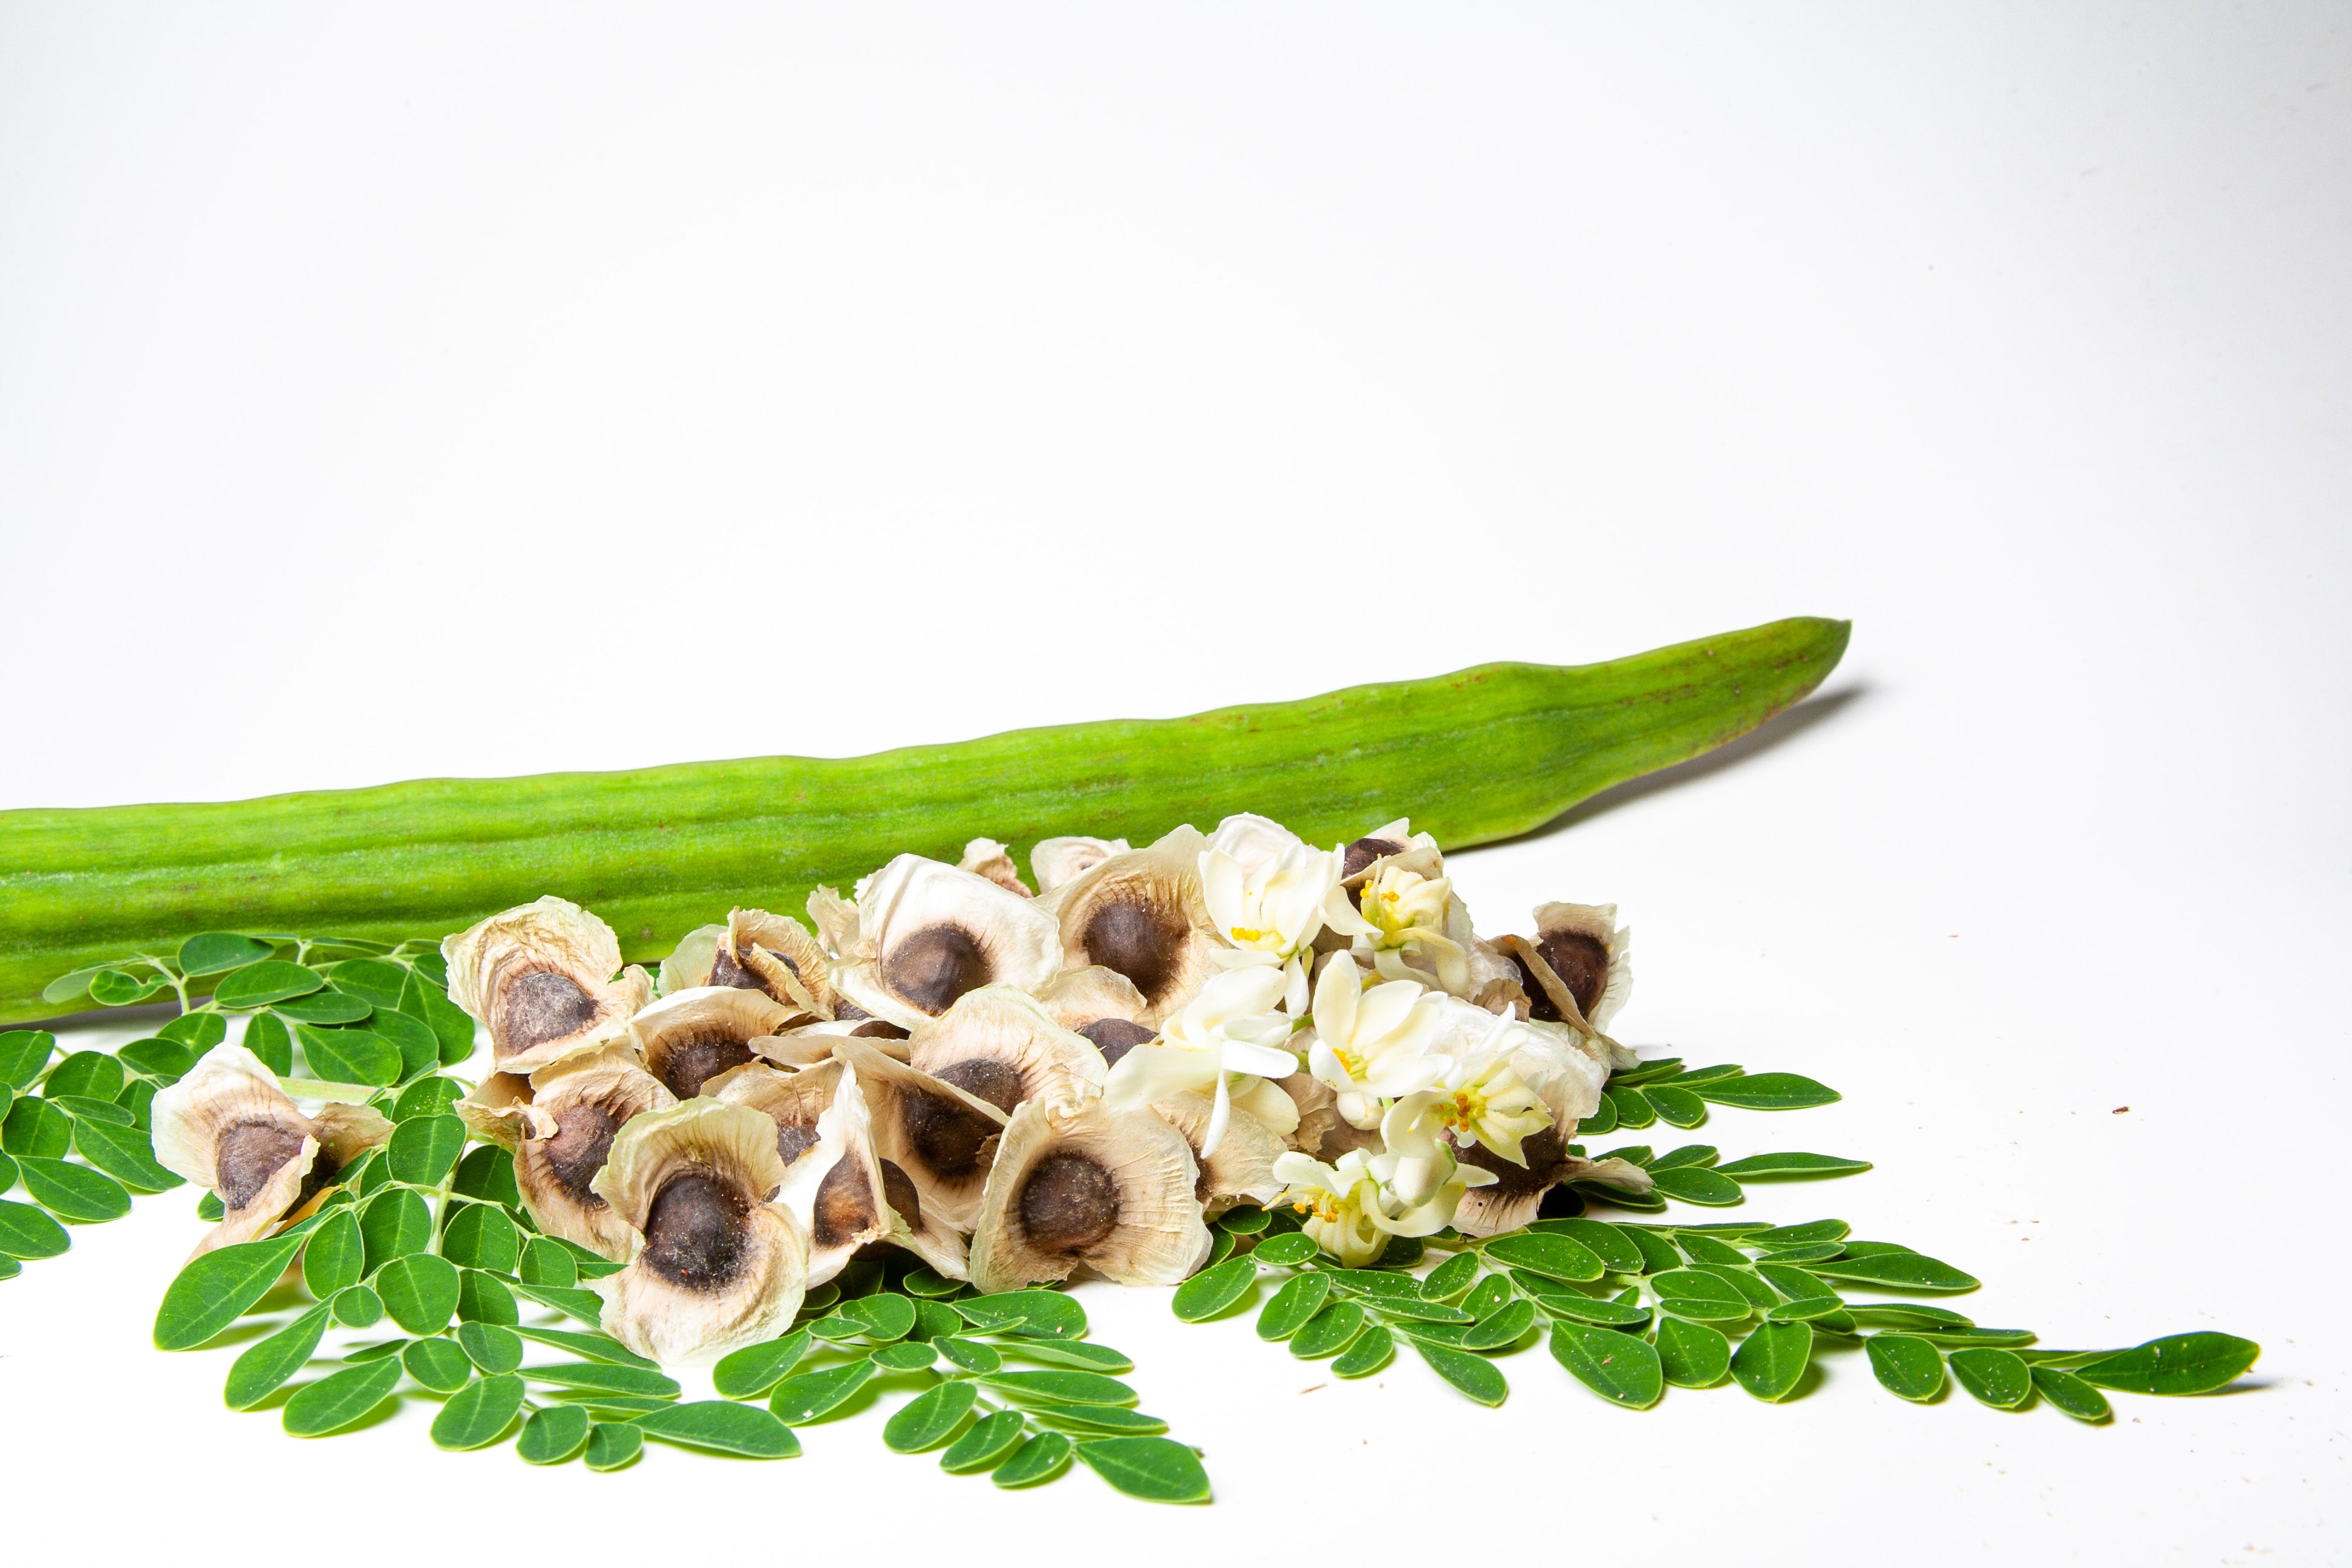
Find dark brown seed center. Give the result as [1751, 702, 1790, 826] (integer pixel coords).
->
[708, 944, 762, 991]
[1077, 1018, 1156, 1068]
[774, 1118, 822, 1167]
[901, 1089, 1001, 1179]
[848, 1019, 909, 1039]
[878, 1159, 921, 1228]
[1017, 1152, 1120, 1255]
[812, 1157, 879, 1249]
[543, 1101, 619, 1204]
[660, 1031, 756, 1100]
[216, 1119, 305, 1210]
[502, 970, 600, 1050]
[1457, 1125, 1570, 1198]
[1082, 898, 1186, 1004]
[1342, 837, 1406, 880]
[883, 925, 992, 1014]
[1537, 932, 1611, 1019]
[642, 1170, 750, 1290]
[934, 1057, 1024, 1114]
[1506, 952, 1561, 1024]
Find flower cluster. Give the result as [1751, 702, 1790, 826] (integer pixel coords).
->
[154, 813, 1644, 1365]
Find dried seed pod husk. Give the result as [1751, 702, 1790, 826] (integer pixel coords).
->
[455, 1070, 538, 1149]
[1036, 965, 1157, 1067]
[712, 1059, 889, 1287]
[511, 1044, 678, 1260]
[956, 838, 1034, 897]
[658, 925, 725, 999]
[872, 1157, 971, 1281]
[716, 907, 835, 1017]
[1498, 902, 1636, 1067]
[1452, 1140, 1653, 1237]
[1030, 835, 1129, 894]
[442, 897, 653, 1073]
[831, 855, 1063, 1029]
[806, 884, 860, 961]
[627, 985, 799, 1102]
[906, 985, 1105, 1123]
[591, 1099, 806, 1366]
[1149, 1089, 1284, 1218]
[1270, 1068, 1353, 1157]
[755, 1016, 913, 1070]
[1338, 816, 1440, 886]
[967, 1097, 1211, 1293]
[1036, 825, 1221, 1025]
[151, 1044, 391, 1258]
[835, 1037, 1012, 1233]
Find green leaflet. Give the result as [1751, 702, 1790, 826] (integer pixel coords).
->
[399, 971, 479, 1065]
[1517, 1281, 1650, 1328]
[1463, 1298, 1538, 1351]
[1716, 1152, 1872, 1179]
[385, 1115, 465, 1186]
[1413, 1339, 1510, 1406]
[1806, 1251, 1980, 1292]
[4, 1098, 71, 1160]
[769, 1359, 876, 1423]
[224, 1305, 332, 1410]
[272, 990, 372, 1025]
[1075, 1436, 1213, 1504]
[49, 1095, 134, 1127]
[0, 1031, 57, 1090]
[426, 1374, 526, 1451]
[1290, 1301, 1370, 1359]
[45, 1051, 124, 1101]
[518, 1235, 578, 1287]
[333, 1285, 384, 1328]
[517, 1405, 593, 1465]
[998, 1339, 1132, 1373]
[1419, 1250, 1480, 1301]
[1644, 1084, 1709, 1128]
[155, 1232, 307, 1349]
[1867, 1334, 1947, 1402]
[940, 1409, 1027, 1474]
[884, 1380, 978, 1453]
[842, 1292, 918, 1341]
[213, 961, 325, 1010]
[981, 1370, 1138, 1408]
[390, 1073, 463, 1123]
[1644, 1166, 1745, 1206]
[1171, 1256, 1258, 1322]
[456, 1322, 525, 1375]
[523, 1361, 681, 1398]
[1622, 1226, 1684, 1275]
[1485, 1232, 1606, 1283]
[1256, 1272, 1330, 1341]
[116, 1037, 195, 1080]
[178, 932, 272, 977]
[1733, 1321, 1814, 1402]
[1462, 1275, 1512, 1318]
[1649, 1269, 1751, 1322]
[1950, 1348, 2034, 1409]
[714, 1330, 813, 1399]
[282, 1356, 403, 1436]
[2030, 1365, 2113, 1422]
[70, 1116, 181, 1192]
[1676, 1231, 1749, 1266]
[402, 1337, 474, 1393]
[636, 1401, 800, 1459]
[1217, 1205, 1272, 1235]
[1655, 1316, 1733, 1388]
[452, 1145, 521, 1207]
[456, 1270, 518, 1325]
[440, 1203, 520, 1274]
[1549, 1321, 1664, 1409]
[992, 1431, 1074, 1489]
[1603, 1086, 1656, 1129]
[2074, 1333, 2261, 1396]
[296, 1025, 399, 1088]
[359, 1187, 432, 1274]
[243, 1013, 294, 1076]
[1693, 1073, 1841, 1111]
[16, 1157, 131, 1222]
[1532, 1218, 1642, 1274]
[511, 1281, 607, 1327]
[1247, 1232, 1320, 1267]
[1331, 1325, 1394, 1379]
[956, 1289, 1086, 1339]
[583, 1421, 644, 1471]
[933, 1338, 1004, 1374]
[372, 1253, 460, 1335]
[871, 1341, 938, 1373]
[302, 1209, 364, 1299]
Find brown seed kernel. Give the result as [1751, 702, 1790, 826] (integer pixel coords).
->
[1506, 952, 1563, 1024]
[542, 1101, 619, 1203]
[847, 1019, 909, 1040]
[1017, 1151, 1120, 1254]
[878, 1158, 922, 1228]
[215, 1119, 305, 1209]
[1082, 898, 1186, 1003]
[1342, 837, 1406, 880]
[642, 1170, 750, 1290]
[1076, 1017, 1156, 1068]
[934, 1057, 1024, 1114]
[883, 925, 992, 1013]
[812, 1157, 878, 1249]
[1457, 1125, 1570, 1198]
[503, 969, 599, 1049]
[1537, 931, 1610, 1018]
[773, 1118, 822, 1168]
[707, 944, 763, 991]
[902, 1091, 1001, 1178]
[659, 1032, 756, 1100]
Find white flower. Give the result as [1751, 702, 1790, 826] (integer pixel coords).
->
[1204, 812, 1305, 881]
[1271, 1147, 1493, 1266]
[1382, 1005, 1553, 1168]
[1305, 953, 1448, 1129]
[1322, 861, 1471, 993]
[1100, 966, 1300, 1157]
[1198, 838, 1344, 1014]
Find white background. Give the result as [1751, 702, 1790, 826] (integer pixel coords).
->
[2, 4, 2346, 1563]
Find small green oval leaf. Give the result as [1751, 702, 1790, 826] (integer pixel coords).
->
[636, 1400, 800, 1457]
[1549, 1320, 1664, 1408]
[213, 961, 326, 1010]
[373, 1253, 460, 1335]
[282, 1356, 403, 1436]
[1075, 1434, 1212, 1503]
[1950, 1347, 2034, 1408]
[224, 1305, 331, 1410]
[1867, 1333, 1947, 1402]
[518, 1404, 593, 1465]
[1171, 1255, 1258, 1322]
[884, 1380, 978, 1452]
[713, 1330, 812, 1399]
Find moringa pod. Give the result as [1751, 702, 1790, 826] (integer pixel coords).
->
[0, 616, 1847, 1026]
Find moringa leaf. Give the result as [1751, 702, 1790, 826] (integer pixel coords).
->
[1549, 1321, 1664, 1408]
[403, 1336, 475, 1393]
[1463, 1298, 1538, 1351]
[1256, 1272, 1330, 1341]
[1950, 1347, 2034, 1409]
[518, 1235, 579, 1287]
[1694, 1072, 1840, 1111]
[933, 1337, 1004, 1374]
[1074, 1436, 1212, 1503]
[1806, 1252, 1980, 1293]
[714, 1330, 813, 1399]
[1733, 1321, 1814, 1402]
[1171, 1255, 1258, 1322]
[368, 1010, 441, 1081]
[301, 1209, 365, 1299]
[2030, 1365, 2114, 1422]
[583, 1420, 644, 1471]
[457, 1321, 525, 1374]
[998, 1338, 1132, 1373]
[523, 1361, 681, 1397]
[281, 1356, 403, 1436]
[511, 1280, 607, 1327]
[981, 1370, 1137, 1407]
[992, 1431, 1074, 1489]
[1867, 1334, 1947, 1402]
[1603, 1086, 1657, 1128]
[333, 1285, 384, 1328]
[272, 990, 372, 1025]
[1413, 1339, 1510, 1406]
[69, 1116, 181, 1192]
[884, 1380, 978, 1453]
[870, 1341, 938, 1373]
[940, 1408, 1027, 1474]
[212, 961, 325, 1010]
[1290, 1300, 1370, 1359]
[636, 1400, 800, 1457]
[1247, 1231, 1319, 1267]
[1644, 1166, 1745, 1206]
[154, 1232, 306, 1348]
[390, 1074, 465, 1123]
[1531, 1218, 1642, 1274]
[373, 1253, 460, 1334]
[1331, 1324, 1394, 1379]
[1655, 1316, 1733, 1388]
[295, 1025, 399, 1088]
[243, 1013, 295, 1076]
[452, 1145, 521, 1207]
[1419, 1250, 1480, 1301]
[1716, 1151, 1872, 1178]
[440, 1202, 520, 1274]
[2074, 1333, 2261, 1396]
[180, 932, 274, 978]
[224, 1305, 332, 1410]
[0, 1031, 56, 1092]
[44, 1051, 125, 1101]
[517, 1404, 593, 1465]
[769, 1360, 877, 1423]
[842, 1292, 918, 1342]
[1644, 1084, 1710, 1127]
[1485, 1232, 1606, 1283]
[456, 1269, 518, 1325]
[430, 1373, 526, 1449]
[3, 1099, 72, 1160]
